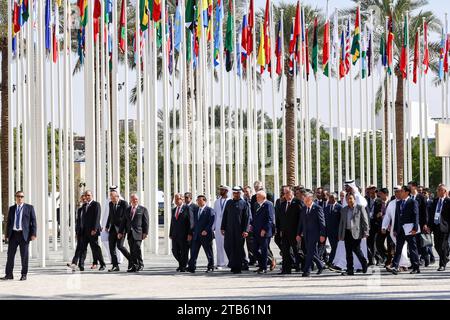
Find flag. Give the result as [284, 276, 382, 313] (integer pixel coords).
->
[332, 10, 339, 71]
[350, 5, 360, 65]
[345, 17, 351, 74]
[206, 0, 213, 40]
[118, 0, 126, 53]
[413, 30, 419, 84]
[201, 0, 209, 28]
[168, 19, 173, 75]
[13, 1, 20, 34]
[289, 1, 300, 62]
[236, 29, 241, 76]
[322, 19, 330, 77]
[361, 27, 366, 79]
[339, 30, 346, 78]
[174, 0, 182, 52]
[93, 0, 101, 41]
[305, 26, 309, 80]
[377, 33, 386, 76]
[312, 17, 318, 75]
[247, 0, 254, 55]
[45, 0, 51, 51]
[105, 0, 113, 24]
[140, 0, 149, 31]
[423, 22, 429, 74]
[301, 7, 306, 65]
[288, 23, 294, 74]
[275, 20, 282, 75]
[78, 0, 88, 27]
[213, 0, 223, 66]
[399, 15, 407, 79]
[185, 0, 195, 28]
[445, 34, 450, 74]
[52, 1, 59, 63]
[22, 0, 29, 23]
[152, 0, 161, 22]
[263, 0, 271, 72]
[387, 14, 394, 74]
[241, 14, 248, 66]
[225, 0, 233, 72]
[257, 21, 265, 73]
[367, 28, 372, 77]
[439, 28, 445, 80]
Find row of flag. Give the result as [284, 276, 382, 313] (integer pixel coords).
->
[10, 0, 448, 82]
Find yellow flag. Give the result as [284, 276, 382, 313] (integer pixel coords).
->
[257, 22, 265, 69]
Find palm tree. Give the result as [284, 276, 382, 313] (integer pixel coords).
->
[0, 1, 9, 231]
[343, 0, 441, 185]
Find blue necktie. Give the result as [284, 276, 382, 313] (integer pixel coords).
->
[435, 199, 443, 224]
[15, 206, 21, 229]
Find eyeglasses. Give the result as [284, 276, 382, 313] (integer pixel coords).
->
[15, 195, 24, 198]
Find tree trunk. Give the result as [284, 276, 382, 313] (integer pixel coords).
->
[395, 68, 404, 185]
[285, 58, 296, 186]
[1, 37, 9, 235]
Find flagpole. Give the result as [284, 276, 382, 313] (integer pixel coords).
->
[210, 8, 216, 200]
[202, 11, 211, 203]
[364, 23, 371, 187]
[181, 0, 189, 193]
[298, 13, 305, 188]
[292, 17, 299, 186]
[50, 2, 57, 251]
[112, 0, 120, 188]
[270, 0, 279, 200]
[370, 12, 377, 186]
[16, 31, 21, 194]
[406, 12, 412, 183]
[445, 14, 449, 184]
[327, 4, 334, 192]
[418, 27, 424, 186]
[441, 21, 446, 184]
[349, 16, 355, 181]
[7, 0, 14, 244]
[385, 16, 392, 192]
[162, 0, 171, 255]
[423, 17, 429, 188]
[280, 10, 286, 186]
[220, 7, 226, 186]
[358, 3, 365, 191]
[335, 9, 342, 193]
[402, 14, 408, 184]
[124, 0, 130, 200]
[344, 22, 349, 182]
[171, 15, 178, 195]
[232, 1, 239, 188]
[136, 2, 143, 200]
[253, 15, 259, 185]
[100, 0, 107, 201]
[95, 5, 103, 210]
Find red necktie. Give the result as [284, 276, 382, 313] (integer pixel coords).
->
[175, 206, 181, 220]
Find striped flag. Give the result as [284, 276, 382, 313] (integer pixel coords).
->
[322, 18, 330, 77]
[413, 30, 419, 84]
[399, 15, 408, 79]
[275, 19, 282, 75]
[350, 6, 360, 65]
[345, 17, 351, 75]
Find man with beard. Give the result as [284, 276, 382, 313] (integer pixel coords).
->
[213, 185, 230, 269]
[221, 186, 250, 274]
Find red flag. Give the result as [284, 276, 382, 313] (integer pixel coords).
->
[387, 15, 394, 71]
[322, 19, 330, 76]
[263, 0, 271, 73]
[13, 2, 20, 34]
[444, 34, 450, 73]
[413, 30, 419, 84]
[118, 0, 126, 53]
[305, 26, 309, 80]
[289, 1, 300, 58]
[275, 20, 282, 75]
[423, 22, 429, 74]
[247, 0, 254, 56]
[399, 25, 407, 79]
[93, 0, 101, 42]
[52, 25, 58, 63]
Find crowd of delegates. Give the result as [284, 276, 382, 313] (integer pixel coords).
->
[55, 180, 450, 277]
[170, 180, 450, 277]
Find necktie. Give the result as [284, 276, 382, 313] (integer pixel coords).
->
[131, 206, 136, 220]
[175, 206, 181, 220]
[285, 202, 290, 213]
[15, 205, 21, 229]
[307, 207, 310, 215]
[435, 199, 443, 224]
[400, 200, 405, 213]
[198, 208, 203, 218]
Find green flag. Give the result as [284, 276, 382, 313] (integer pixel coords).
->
[312, 17, 318, 75]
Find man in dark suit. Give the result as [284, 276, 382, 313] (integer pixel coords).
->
[297, 190, 326, 277]
[77, 190, 106, 271]
[409, 181, 431, 266]
[118, 193, 149, 272]
[323, 192, 342, 267]
[276, 189, 302, 274]
[187, 195, 215, 273]
[105, 190, 130, 272]
[391, 186, 420, 275]
[67, 194, 88, 271]
[1, 191, 37, 281]
[365, 185, 378, 266]
[251, 191, 274, 274]
[429, 184, 450, 271]
[373, 188, 389, 266]
[274, 186, 292, 261]
[184, 192, 198, 229]
[170, 193, 192, 272]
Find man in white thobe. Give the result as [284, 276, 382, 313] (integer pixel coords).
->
[213, 185, 230, 269]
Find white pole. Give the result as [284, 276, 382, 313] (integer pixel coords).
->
[270, 0, 279, 199]
[365, 24, 371, 187]
[423, 18, 429, 187]
[8, 0, 14, 238]
[358, 4, 365, 191]
[124, 0, 130, 200]
[112, 0, 120, 187]
[370, 12, 377, 186]
[171, 15, 178, 195]
[344, 24, 350, 182]
[406, 12, 412, 183]
[327, 5, 334, 192]
[136, 2, 143, 200]
[418, 27, 423, 186]
[335, 11, 342, 192]
[210, 9, 216, 195]
[50, 3, 57, 251]
[402, 15, 408, 184]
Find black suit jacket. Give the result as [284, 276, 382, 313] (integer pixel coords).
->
[169, 205, 191, 240]
[394, 198, 419, 234]
[276, 199, 303, 239]
[80, 201, 102, 236]
[7, 203, 37, 242]
[324, 202, 342, 239]
[297, 203, 326, 241]
[428, 197, 450, 233]
[191, 206, 215, 242]
[106, 199, 129, 231]
[410, 193, 428, 228]
[119, 205, 149, 240]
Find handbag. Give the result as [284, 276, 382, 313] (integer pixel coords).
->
[419, 233, 433, 248]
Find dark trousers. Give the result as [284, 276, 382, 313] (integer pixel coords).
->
[367, 226, 379, 264]
[328, 235, 339, 265]
[71, 235, 87, 266]
[245, 231, 256, 264]
[128, 235, 143, 269]
[280, 236, 300, 272]
[392, 230, 420, 270]
[253, 236, 270, 270]
[79, 234, 105, 268]
[5, 231, 29, 276]
[416, 233, 430, 264]
[344, 230, 368, 272]
[433, 228, 449, 267]
[109, 227, 131, 267]
[172, 237, 189, 270]
[386, 234, 395, 266]
[188, 237, 214, 270]
[303, 238, 323, 274]
[375, 232, 387, 263]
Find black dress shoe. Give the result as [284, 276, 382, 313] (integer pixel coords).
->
[257, 270, 267, 274]
[301, 272, 311, 277]
[176, 267, 180, 272]
[108, 266, 120, 272]
[187, 268, 195, 273]
[438, 266, 446, 271]
[278, 271, 291, 275]
[0, 275, 14, 280]
[137, 266, 144, 272]
[205, 267, 214, 273]
[99, 265, 106, 271]
[342, 271, 354, 276]
[391, 268, 399, 275]
[127, 268, 137, 273]
[316, 268, 324, 275]
[179, 269, 186, 273]
[79, 266, 85, 271]
[20, 275, 27, 281]
[410, 269, 421, 274]
[232, 270, 242, 274]
[362, 266, 368, 274]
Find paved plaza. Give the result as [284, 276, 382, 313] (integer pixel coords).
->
[1, 237, 450, 300]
